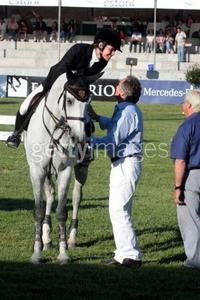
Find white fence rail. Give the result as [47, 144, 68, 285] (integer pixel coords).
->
[0, 115, 15, 141]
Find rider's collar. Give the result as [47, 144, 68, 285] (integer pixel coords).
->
[89, 49, 100, 67]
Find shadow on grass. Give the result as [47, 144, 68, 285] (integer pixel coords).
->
[0, 261, 200, 300]
[0, 198, 34, 211]
[138, 225, 182, 251]
[77, 235, 113, 248]
[0, 101, 19, 105]
[0, 198, 107, 211]
[83, 197, 108, 201]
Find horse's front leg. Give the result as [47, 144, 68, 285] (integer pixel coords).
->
[42, 176, 55, 250]
[56, 167, 72, 264]
[68, 163, 89, 248]
[30, 167, 45, 264]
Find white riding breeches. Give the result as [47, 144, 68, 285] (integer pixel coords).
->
[109, 156, 142, 263]
[19, 84, 43, 115]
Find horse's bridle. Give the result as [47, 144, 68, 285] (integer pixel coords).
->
[42, 83, 91, 150]
[42, 83, 91, 179]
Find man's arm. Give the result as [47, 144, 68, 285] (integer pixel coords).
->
[173, 159, 186, 205]
[88, 104, 112, 130]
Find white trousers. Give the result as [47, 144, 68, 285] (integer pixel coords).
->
[19, 84, 43, 115]
[109, 156, 142, 263]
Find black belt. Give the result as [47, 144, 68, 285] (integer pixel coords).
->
[189, 167, 200, 170]
[111, 154, 140, 163]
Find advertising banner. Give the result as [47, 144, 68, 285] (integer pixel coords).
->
[1, 75, 192, 104]
[141, 80, 191, 104]
[7, 76, 28, 98]
[0, 76, 7, 98]
[90, 79, 191, 104]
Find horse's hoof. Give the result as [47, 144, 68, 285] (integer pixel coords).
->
[67, 242, 76, 249]
[30, 254, 43, 264]
[58, 259, 69, 266]
[43, 241, 53, 251]
[57, 255, 70, 265]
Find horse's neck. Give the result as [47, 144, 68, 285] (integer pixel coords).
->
[42, 93, 62, 124]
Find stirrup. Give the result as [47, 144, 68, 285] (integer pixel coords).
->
[6, 133, 21, 149]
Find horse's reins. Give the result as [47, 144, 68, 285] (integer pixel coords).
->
[42, 83, 91, 179]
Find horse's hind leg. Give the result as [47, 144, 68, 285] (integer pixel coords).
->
[56, 167, 72, 264]
[30, 168, 45, 264]
[42, 176, 55, 250]
[68, 163, 89, 248]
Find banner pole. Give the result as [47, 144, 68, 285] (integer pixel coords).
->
[153, 0, 157, 70]
[58, 0, 61, 61]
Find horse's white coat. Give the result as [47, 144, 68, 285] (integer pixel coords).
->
[24, 73, 87, 264]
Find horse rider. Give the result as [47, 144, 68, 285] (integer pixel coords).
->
[6, 28, 122, 148]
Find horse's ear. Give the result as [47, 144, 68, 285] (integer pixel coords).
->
[85, 72, 104, 84]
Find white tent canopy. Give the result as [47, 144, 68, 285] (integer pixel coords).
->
[62, 0, 200, 10]
[2, 0, 58, 6]
[1, 0, 200, 9]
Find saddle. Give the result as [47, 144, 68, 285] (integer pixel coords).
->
[23, 78, 91, 131]
[23, 91, 45, 130]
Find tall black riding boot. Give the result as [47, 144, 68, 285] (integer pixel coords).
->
[6, 111, 26, 149]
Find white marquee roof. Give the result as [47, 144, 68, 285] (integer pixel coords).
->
[1, 0, 200, 9]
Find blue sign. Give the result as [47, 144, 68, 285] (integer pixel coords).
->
[0, 76, 7, 98]
[1, 75, 192, 104]
[141, 80, 191, 104]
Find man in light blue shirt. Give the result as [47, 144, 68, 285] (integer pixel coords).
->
[89, 75, 143, 268]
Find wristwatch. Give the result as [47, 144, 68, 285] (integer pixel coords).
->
[174, 185, 182, 190]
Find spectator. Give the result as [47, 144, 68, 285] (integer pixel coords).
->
[186, 15, 194, 32]
[175, 26, 187, 62]
[60, 17, 69, 42]
[49, 21, 58, 42]
[0, 17, 6, 41]
[129, 28, 142, 53]
[95, 16, 104, 33]
[119, 30, 126, 47]
[111, 20, 118, 32]
[176, 20, 189, 36]
[165, 31, 174, 53]
[145, 30, 154, 53]
[67, 19, 77, 43]
[33, 16, 47, 42]
[171, 89, 200, 270]
[18, 19, 28, 41]
[7, 15, 19, 41]
[11, 9, 21, 23]
[110, 20, 125, 47]
[156, 29, 166, 53]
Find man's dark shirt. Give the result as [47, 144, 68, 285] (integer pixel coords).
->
[171, 112, 200, 169]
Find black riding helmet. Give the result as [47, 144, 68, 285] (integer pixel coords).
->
[94, 28, 122, 52]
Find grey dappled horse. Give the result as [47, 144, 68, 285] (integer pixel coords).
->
[24, 72, 101, 264]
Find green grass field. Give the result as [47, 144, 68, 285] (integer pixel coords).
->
[0, 98, 200, 300]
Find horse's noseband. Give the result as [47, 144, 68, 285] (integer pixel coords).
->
[64, 82, 91, 102]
